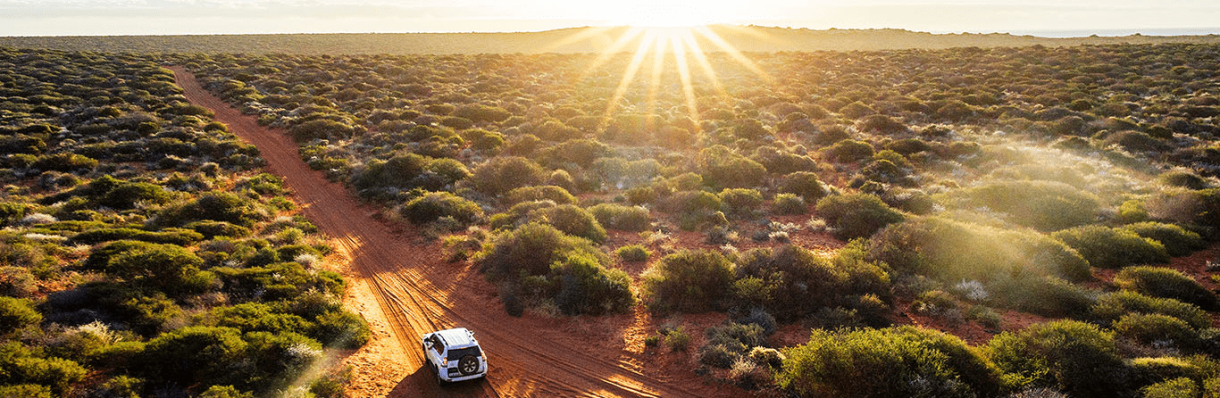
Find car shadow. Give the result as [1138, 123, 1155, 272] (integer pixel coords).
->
[387, 363, 490, 397]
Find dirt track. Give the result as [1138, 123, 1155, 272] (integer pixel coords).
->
[169, 67, 725, 398]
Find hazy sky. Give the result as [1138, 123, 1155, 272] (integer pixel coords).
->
[2, 0, 1218, 36]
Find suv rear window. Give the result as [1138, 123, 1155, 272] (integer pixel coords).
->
[447, 346, 482, 360]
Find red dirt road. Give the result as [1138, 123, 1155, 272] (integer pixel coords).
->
[169, 67, 722, 398]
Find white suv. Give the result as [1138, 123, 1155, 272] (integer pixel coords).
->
[422, 327, 488, 384]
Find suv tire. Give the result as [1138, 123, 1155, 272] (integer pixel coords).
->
[459, 355, 479, 376]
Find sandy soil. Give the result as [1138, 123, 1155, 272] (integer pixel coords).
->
[170, 67, 748, 398]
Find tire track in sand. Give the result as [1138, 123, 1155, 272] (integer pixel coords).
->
[169, 67, 702, 398]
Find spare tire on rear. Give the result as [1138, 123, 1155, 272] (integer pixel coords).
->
[459, 355, 479, 375]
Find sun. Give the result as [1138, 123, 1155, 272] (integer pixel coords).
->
[597, 0, 740, 28]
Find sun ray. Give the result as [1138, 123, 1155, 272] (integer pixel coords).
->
[646, 33, 668, 128]
[579, 27, 646, 80]
[680, 30, 728, 97]
[669, 34, 701, 127]
[693, 26, 774, 83]
[601, 30, 657, 129]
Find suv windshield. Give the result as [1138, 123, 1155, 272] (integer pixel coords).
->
[447, 346, 482, 361]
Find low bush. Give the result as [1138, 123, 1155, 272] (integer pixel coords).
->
[470, 156, 545, 196]
[156, 192, 268, 228]
[1121, 222, 1204, 257]
[71, 227, 204, 246]
[474, 223, 630, 315]
[697, 146, 768, 189]
[1091, 290, 1209, 329]
[870, 217, 1091, 283]
[587, 203, 650, 231]
[952, 180, 1099, 231]
[186, 221, 252, 239]
[0, 297, 41, 335]
[1052, 226, 1169, 269]
[815, 193, 904, 240]
[772, 193, 807, 215]
[665, 327, 691, 352]
[734, 244, 890, 321]
[401, 192, 482, 225]
[1113, 266, 1217, 310]
[823, 139, 875, 163]
[986, 320, 1128, 398]
[1158, 170, 1209, 190]
[718, 188, 763, 219]
[616, 245, 650, 262]
[778, 172, 826, 204]
[988, 275, 1097, 319]
[1113, 313, 1198, 349]
[532, 205, 607, 243]
[1140, 377, 1199, 398]
[641, 250, 735, 313]
[777, 326, 1000, 398]
[504, 185, 576, 205]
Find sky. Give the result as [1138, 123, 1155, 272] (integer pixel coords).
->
[1, 0, 1218, 37]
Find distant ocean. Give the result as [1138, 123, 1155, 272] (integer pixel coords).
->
[987, 28, 1220, 38]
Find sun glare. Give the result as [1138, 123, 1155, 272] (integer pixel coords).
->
[599, 0, 739, 28]
[573, 24, 772, 132]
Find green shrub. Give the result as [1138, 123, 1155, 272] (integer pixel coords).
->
[71, 227, 204, 246]
[33, 153, 97, 172]
[869, 217, 1090, 282]
[453, 103, 511, 123]
[0, 343, 87, 396]
[1158, 170, 1209, 190]
[489, 200, 556, 230]
[780, 172, 829, 202]
[401, 192, 482, 225]
[773, 193, 807, 215]
[988, 275, 1097, 318]
[1092, 290, 1210, 329]
[953, 180, 1099, 231]
[1129, 357, 1202, 392]
[105, 242, 213, 296]
[616, 245, 650, 262]
[587, 203, 650, 231]
[778, 326, 1000, 398]
[986, 320, 1127, 397]
[734, 244, 890, 321]
[824, 139, 875, 163]
[665, 327, 691, 352]
[718, 188, 763, 219]
[1119, 200, 1151, 223]
[1140, 377, 1199, 398]
[157, 192, 268, 228]
[474, 223, 629, 315]
[662, 190, 722, 214]
[532, 204, 607, 243]
[0, 384, 53, 398]
[698, 146, 767, 189]
[0, 297, 41, 336]
[815, 193, 904, 240]
[1113, 314, 1198, 349]
[1122, 222, 1204, 257]
[186, 221, 252, 239]
[1052, 226, 1169, 269]
[641, 250, 735, 313]
[1114, 266, 1217, 310]
[470, 156, 545, 196]
[967, 305, 1002, 329]
[139, 326, 249, 389]
[198, 385, 253, 398]
[504, 185, 576, 205]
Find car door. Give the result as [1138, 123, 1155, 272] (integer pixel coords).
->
[430, 336, 445, 370]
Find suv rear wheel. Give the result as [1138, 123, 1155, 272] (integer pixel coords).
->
[459, 355, 479, 376]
